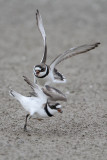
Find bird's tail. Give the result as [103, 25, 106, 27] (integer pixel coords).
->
[9, 89, 22, 100]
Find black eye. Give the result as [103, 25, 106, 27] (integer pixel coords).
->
[56, 103, 60, 106]
[41, 68, 45, 72]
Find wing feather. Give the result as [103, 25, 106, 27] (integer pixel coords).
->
[23, 76, 42, 97]
[42, 85, 67, 101]
[36, 9, 47, 63]
[50, 42, 100, 71]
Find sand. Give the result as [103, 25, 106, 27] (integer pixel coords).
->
[0, 0, 107, 160]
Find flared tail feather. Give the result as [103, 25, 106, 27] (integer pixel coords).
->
[9, 89, 22, 100]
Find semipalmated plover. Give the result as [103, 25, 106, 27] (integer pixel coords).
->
[9, 76, 66, 131]
[33, 10, 100, 86]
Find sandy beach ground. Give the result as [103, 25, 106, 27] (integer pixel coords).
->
[0, 0, 107, 160]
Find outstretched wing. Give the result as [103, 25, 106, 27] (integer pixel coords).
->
[23, 76, 42, 97]
[36, 9, 47, 64]
[23, 76, 66, 101]
[50, 42, 100, 71]
[42, 85, 67, 101]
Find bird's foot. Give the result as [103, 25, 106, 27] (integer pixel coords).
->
[24, 125, 27, 132]
[37, 118, 43, 121]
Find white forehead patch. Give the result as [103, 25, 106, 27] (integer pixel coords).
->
[56, 104, 62, 108]
[35, 67, 41, 71]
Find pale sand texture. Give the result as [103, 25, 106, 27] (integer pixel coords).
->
[0, 0, 107, 160]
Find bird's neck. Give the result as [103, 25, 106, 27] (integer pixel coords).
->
[38, 65, 49, 78]
[44, 103, 57, 117]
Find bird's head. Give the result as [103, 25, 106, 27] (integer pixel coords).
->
[33, 63, 49, 78]
[49, 102, 63, 113]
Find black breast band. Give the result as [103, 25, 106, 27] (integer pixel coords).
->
[44, 104, 53, 117]
[37, 66, 49, 78]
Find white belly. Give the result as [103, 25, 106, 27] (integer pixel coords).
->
[36, 75, 53, 86]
